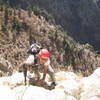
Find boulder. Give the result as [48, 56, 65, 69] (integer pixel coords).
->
[0, 76, 10, 85]
[56, 79, 80, 99]
[80, 67, 100, 100]
[13, 85, 77, 100]
[55, 71, 78, 83]
[13, 86, 50, 100]
[0, 86, 16, 100]
[50, 89, 77, 100]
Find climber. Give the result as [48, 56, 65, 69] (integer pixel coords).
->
[37, 48, 56, 86]
[19, 43, 56, 86]
[18, 43, 41, 85]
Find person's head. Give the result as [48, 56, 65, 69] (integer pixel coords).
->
[38, 49, 50, 63]
[27, 43, 42, 55]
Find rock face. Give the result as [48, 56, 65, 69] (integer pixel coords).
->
[1, 0, 100, 51]
[0, 68, 100, 100]
[80, 67, 100, 100]
[0, 86, 16, 100]
[13, 86, 77, 100]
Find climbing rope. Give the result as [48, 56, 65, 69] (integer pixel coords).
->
[17, 85, 29, 100]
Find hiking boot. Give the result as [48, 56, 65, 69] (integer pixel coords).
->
[51, 82, 57, 86]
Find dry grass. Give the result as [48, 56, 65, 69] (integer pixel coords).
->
[0, 7, 100, 76]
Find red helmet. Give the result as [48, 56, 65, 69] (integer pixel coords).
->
[38, 49, 50, 60]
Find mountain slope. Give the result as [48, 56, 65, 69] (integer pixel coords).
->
[0, 6, 100, 76]
[0, 0, 100, 52]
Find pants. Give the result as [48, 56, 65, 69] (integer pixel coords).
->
[32, 64, 56, 83]
[47, 65, 56, 83]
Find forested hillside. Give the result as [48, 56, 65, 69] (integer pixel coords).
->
[0, 0, 100, 52]
[0, 6, 99, 76]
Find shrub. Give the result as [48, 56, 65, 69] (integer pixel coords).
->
[12, 17, 22, 33]
[32, 6, 55, 24]
[1, 24, 8, 32]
